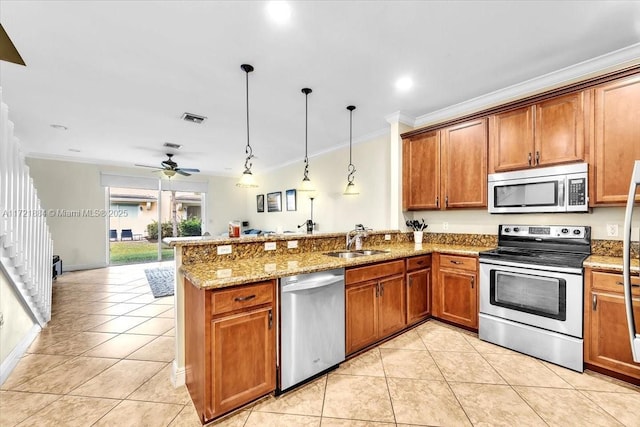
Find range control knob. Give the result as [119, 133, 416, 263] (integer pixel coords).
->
[504, 227, 511, 233]
[561, 228, 569, 234]
[513, 227, 519, 232]
[573, 229, 581, 235]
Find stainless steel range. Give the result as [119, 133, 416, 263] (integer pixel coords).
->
[479, 224, 591, 371]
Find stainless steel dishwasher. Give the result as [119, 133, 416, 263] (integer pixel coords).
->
[278, 268, 345, 392]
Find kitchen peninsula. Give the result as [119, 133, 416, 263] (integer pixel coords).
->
[166, 230, 494, 424]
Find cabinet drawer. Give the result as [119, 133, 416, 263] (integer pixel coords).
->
[406, 255, 431, 272]
[346, 260, 404, 284]
[211, 281, 274, 315]
[591, 271, 640, 296]
[439, 254, 477, 271]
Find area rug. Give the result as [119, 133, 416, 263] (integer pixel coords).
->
[144, 267, 175, 298]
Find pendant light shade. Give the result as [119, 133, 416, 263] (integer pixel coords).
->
[344, 105, 359, 195]
[237, 64, 258, 188]
[298, 88, 315, 193]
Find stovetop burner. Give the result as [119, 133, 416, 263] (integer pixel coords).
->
[479, 247, 589, 269]
[479, 224, 591, 269]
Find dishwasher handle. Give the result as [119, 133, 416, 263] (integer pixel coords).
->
[281, 275, 344, 293]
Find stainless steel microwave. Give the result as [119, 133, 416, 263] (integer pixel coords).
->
[488, 163, 588, 214]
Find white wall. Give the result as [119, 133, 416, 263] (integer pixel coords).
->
[244, 133, 391, 233]
[0, 267, 36, 363]
[26, 158, 247, 269]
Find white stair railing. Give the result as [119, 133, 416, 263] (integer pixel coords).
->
[0, 88, 52, 326]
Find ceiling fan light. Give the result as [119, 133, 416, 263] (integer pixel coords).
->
[163, 169, 177, 177]
[344, 181, 359, 195]
[237, 170, 258, 188]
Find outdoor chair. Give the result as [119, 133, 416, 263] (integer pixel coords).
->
[121, 229, 133, 241]
[109, 229, 118, 241]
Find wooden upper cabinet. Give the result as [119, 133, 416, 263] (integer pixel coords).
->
[490, 106, 534, 172]
[489, 92, 585, 173]
[403, 131, 440, 210]
[535, 92, 585, 166]
[592, 75, 640, 205]
[441, 118, 488, 208]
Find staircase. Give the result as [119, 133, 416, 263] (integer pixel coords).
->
[0, 88, 52, 326]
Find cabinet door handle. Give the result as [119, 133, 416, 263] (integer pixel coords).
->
[234, 294, 256, 302]
[436, 196, 439, 208]
[592, 294, 597, 311]
[471, 276, 475, 289]
[376, 283, 379, 297]
[616, 281, 640, 288]
[409, 277, 413, 288]
[535, 151, 540, 165]
[380, 282, 384, 296]
[528, 152, 532, 166]
[268, 309, 273, 329]
[450, 260, 463, 265]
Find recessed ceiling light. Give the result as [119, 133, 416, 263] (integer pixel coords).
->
[164, 142, 182, 149]
[181, 112, 207, 124]
[266, 1, 291, 25]
[68, 148, 81, 152]
[50, 124, 68, 130]
[395, 76, 413, 91]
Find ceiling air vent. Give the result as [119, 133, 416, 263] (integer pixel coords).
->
[163, 142, 182, 149]
[181, 112, 207, 124]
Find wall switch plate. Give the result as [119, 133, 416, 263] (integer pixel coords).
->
[217, 245, 232, 255]
[287, 240, 298, 249]
[265, 242, 277, 251]
[443, 222, 449, 231]
[384, 234, 391, 241]
[606, 224, 619, 237]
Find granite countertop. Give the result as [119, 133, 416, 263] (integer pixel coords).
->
[584, 255, 640, 273]
[181, 242, 493, 290]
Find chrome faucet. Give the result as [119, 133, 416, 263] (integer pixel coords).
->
[346, 224, 370, 250]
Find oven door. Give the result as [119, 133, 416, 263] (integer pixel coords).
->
[479, 259, 583, 338]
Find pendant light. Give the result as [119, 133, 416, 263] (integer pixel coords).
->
[237, 64, 258, 188]
[344, 105, 359, 195]
[298, 88, 315, 192]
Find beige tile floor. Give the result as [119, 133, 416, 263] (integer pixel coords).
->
[1, 262, 639, 427]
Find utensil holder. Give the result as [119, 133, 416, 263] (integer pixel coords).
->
[413, 231, 423, 243]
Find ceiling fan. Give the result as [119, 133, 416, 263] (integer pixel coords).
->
[135, 153, 201, 177]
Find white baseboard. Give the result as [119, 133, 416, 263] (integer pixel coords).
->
[62, 262, 108, 272]
[171, 359, 186, 387]
[0, 324, 41, 386]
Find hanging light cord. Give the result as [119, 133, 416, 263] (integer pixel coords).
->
[302, 88, 312, 181]
[347, 105, 356, 184]
[243, 65, 253, 172]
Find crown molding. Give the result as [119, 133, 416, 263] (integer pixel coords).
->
[414, 42, 640, 128]
[385, 111, 416, 126]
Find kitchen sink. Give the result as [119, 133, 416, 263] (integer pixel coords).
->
[325, 251, 365, 258]
[325, 249, 390, 258]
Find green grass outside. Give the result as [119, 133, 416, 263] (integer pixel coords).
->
[110, 241, 174, 265]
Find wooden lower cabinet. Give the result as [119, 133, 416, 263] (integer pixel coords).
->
[585, 269, 640, 382]
[406, 255, 432, 325]
[184, 279, 276, 424]
[345, 260, 406, 355]
[433, 254, 478, 330]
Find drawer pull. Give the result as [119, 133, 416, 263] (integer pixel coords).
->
[615, 281, 640, 288]
[416, 260, 424, 265]
[234, 294, 256, 302]
[450, 260, 463, 265]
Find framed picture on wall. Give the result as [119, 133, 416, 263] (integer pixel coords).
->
[256, 194, 264, 213]
[286, 189, 296, 211]
[267, 191, 282, 212]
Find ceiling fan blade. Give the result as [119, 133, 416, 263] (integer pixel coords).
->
[135, 164, 164, 170]
[176, 169, 191, 176]
[178, 168, 200, 173]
